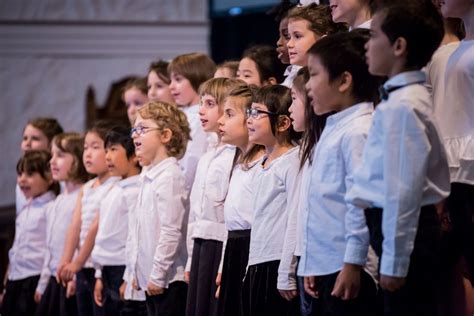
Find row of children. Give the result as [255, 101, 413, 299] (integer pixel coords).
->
[2, 0, 473, 315]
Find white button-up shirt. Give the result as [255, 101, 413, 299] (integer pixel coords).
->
[130, 157, 188, 289]
[91, 175, 140, 278]
[298, 102, 373, 277]
[8, 191, 55, 281]
[441, 40, 474, 184]
[347, 71, 450, 277]
[281, 65, 302, 88]
[223, 158, 263, 231]
[186, 144, 235, 271]
[248, 147, 300, 290]
[79, 176, 120, 268]
[36, 188, 80, 293]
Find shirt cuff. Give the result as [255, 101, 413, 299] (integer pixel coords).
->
[95, 268, 102, 279]
[344, 242, 368, 267]
[380, 254, 410, 277]
[277, 271, 297, 291]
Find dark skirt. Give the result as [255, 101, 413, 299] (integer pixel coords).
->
[1, 275, 40, 316]
[218, 229, 250, 316]
[241, 260, 300, 316]
[76, 267, 102, 316]
[101, 265, 126, 316]
[186, 238, 223, 316]
[365, 205, 441, 316]
[36, 276, 78, 316]
[146, 281, 187, 316]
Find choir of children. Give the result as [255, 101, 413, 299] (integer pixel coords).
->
[2, 1, 473, 315]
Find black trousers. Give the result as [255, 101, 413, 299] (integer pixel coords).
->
[76, 268, 103, 316]
[35, 276, 78, 316]
[1, 275, 40, 316]
[186, 238, 223, 316]
[218, 230, 250, 316]
[146, 281, 187, 316]
[309, 270, 377, 316]
[99, 265, 126, 316]
[120, 299, 147, 316]
[242, 260, 300, 316]
[365, 205, 441, 316]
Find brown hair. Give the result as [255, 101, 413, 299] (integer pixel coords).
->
[216, 61, 240, 78]
[52, 133, 89, 183]
[199, 78, 245, 106]
[88, 120, 120, 142]
[287, 3, 347, 36]
[122, 77, 148, 99]
[149, 59, 171, 84]
[27, 117, 64, 147]
[137, 101, 191, 159]
[16, 149, 59, 195]
[168, 53, 216, 92]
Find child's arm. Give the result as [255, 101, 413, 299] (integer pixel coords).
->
[61, 212, 99, 282]
[379, 104, 429, 280]
[57, 188, 83, 282]
[148, 173, 188, 292]
[184, 198, 196, 282]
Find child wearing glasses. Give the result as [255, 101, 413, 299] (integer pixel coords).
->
[185, 78, 240, 316]
[90, 126, 141, 316]
[241, 85, 301, 315]
[129, 101, 190, 316]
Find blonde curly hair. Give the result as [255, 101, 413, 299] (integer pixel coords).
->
[137, 101, 191, 159]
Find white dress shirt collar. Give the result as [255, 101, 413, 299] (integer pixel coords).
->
[144, 157, 177, 181]
[384, 71, 426, 92]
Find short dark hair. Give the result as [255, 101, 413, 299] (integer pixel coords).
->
[253, 85, 301, 143]
[242, 45, 286, 84]
[149, 59, 171, 84]
[105, 125, 136, 159]
[16, 149, 59, 195]
[89, 120, 121, 142]
[376, 0, 444, 69]
[308, 29, 380, 104]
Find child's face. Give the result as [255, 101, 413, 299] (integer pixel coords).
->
[288, 88, 306, 132]
[147, 71, 174, 104]
[199, 94, 222, 133]
[306, 54, 341, 115]
[365, 12, 395, 77]
[132, 114, 164, 166]
[218, 97, 249, 148]
[214, 67, 234, 79]
[238, 58, 263, 87]
[287, 19, 319, 67]
[330, 0, 367, 25]
[169, 72, 200, 106]
[105, 144, 133, 178]
[247, 102, 275, 147]
[83, 132, 108, 176]
[124, 87, 149, 124]
[50, 142, 75, 182]
[21, 124, 49, 153]
[276, 17, 291, 64]
[17, 171, 51, 199]
[440, 0, 468, 18]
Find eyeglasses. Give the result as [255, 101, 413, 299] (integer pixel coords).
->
[246, 108, 278, 120]
[130, 126, 160, 137]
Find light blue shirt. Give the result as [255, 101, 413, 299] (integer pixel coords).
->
[298, 102, 373, 277]
[346, 71, 450, 277]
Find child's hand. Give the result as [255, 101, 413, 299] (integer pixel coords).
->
[184, 271, 190, 284]
[94, 278, 104, 307]
[304, 276, 319, 298]
[279, 289, 298, 301]
[380, 275, 406, 292]
[34, 291, 42, 303]
[56, 260, 69, 284]
[119, 281, 126, 301]
[61, 261, 81, 284]
[66, 280, 76, 298]
[147, 282, 164, 296]
[215, 273, 221, 298]
[331, 263, 361, 300]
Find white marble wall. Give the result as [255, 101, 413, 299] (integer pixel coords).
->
[0, 0, 209, 206]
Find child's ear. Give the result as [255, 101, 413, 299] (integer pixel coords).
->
[393, 37, 408, 58]
[277, 115, 292, 132]
[264, 77, 278, 86]
[338, 71, 353, 94]
[160, 128, 173, 144]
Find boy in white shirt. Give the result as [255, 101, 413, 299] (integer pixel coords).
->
[91, 125, 141, 315]
[130, 101, 191, 316]
[347, 2, 449, 315]
[298, 30, 379, 316]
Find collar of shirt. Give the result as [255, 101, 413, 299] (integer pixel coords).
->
[261, 146, 299, 170]
[284, 65, 302, 77]
[143, 157, 177, 181]
[384, 71, 426, 93]
[350, 19, 372, 31]
[325, 102, 374, 131]
[26, 190, 56, 208]
[182, 103, 200, 115]
[118, 174, 140, 188]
